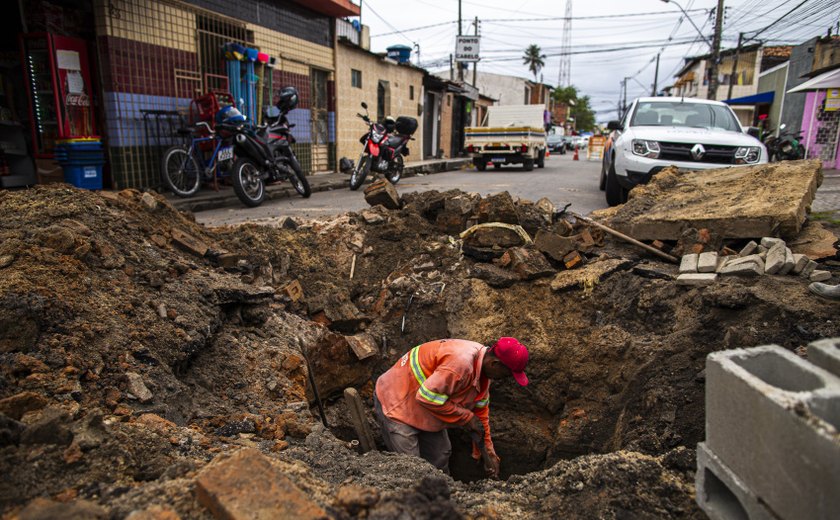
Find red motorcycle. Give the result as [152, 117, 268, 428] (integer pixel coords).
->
[349, 102, 418, 190]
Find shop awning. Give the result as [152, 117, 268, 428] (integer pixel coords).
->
[787, 67, 840, 93]
[723, 91, 775, 105]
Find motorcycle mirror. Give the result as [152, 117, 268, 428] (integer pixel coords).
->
[361, 102, 368, 110]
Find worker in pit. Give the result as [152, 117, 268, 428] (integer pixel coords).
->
[373, 337, 529, 478]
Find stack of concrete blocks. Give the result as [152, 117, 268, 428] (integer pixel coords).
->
[677, 237, 832, 287]
[696, 338, 840, 519]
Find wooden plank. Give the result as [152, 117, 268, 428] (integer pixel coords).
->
[343, 388, 376, 453]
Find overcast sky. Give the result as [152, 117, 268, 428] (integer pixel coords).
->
[357, 0, 838, 121]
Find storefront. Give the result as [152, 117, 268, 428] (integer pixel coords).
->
[791, 67, 840, 170]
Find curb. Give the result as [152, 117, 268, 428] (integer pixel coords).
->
[169, 158, 472, 213]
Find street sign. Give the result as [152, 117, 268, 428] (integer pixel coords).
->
[455, 36, 480, 62]
[588, 136, 606, 161]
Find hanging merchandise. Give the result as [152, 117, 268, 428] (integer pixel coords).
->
[243, 48, 259, 123]
[256, 52, 269, 116]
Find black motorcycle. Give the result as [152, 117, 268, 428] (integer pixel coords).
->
[349, 102, 418, 190]
[229, 88, 311, 207]
[763, 123, 805, 162]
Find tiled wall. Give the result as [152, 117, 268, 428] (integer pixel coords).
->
[334, 43, 424, 162]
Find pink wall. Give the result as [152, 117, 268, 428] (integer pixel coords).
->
[800, 90, 840, 170]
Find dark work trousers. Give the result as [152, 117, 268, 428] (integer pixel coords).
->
[373, 393, 452, 473]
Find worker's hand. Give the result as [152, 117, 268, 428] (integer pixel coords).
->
[466, 415, 485, 438]
[484, 451, 501, 479]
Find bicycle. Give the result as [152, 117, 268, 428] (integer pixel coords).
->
[160, 122, 235, 197]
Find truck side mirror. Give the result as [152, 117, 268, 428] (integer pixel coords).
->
[746, 126, 760, 139]
[607, 120, 622, 131]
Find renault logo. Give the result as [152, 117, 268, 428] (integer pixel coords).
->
[691, 144, 705, 160]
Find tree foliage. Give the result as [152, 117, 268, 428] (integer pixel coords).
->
[552, 85, 596, 132]
[522, 44, 546, 81]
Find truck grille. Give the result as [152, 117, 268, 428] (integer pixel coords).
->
[658, 142, 736, 164]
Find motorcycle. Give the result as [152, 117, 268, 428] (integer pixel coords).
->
[763, 123, 805, 162]
[349, 102, 418, 190]
[227, 87, 311, 207]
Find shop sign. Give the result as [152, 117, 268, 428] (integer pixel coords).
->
[455, 36, 480, 62]
[826, 89, 840, 112]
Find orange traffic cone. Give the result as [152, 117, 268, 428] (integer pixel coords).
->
[573, 146, 579, 161]
[546, 148, 551, 158]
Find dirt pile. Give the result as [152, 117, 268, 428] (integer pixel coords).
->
[1, 184, 839, 518]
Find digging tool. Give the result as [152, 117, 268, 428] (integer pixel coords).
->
[297, 338, 329, 428]
[569, 212, 679, 264]
[469, 431, 499, 480]
[401, 292, 415, 335]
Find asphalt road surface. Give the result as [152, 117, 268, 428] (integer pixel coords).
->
[196, 153, 607, 227]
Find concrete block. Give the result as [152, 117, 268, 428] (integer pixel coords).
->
[810, 270, 832, 282]
[808, 338, 840, 378]
[677, 273, 718, 286]
[800, 260, 818, 278]
[791, 253, 809, 274]
[698, 252, 719, 273]
[719, 261, 763, 277]
[739, 241, 758, 257]
[705, 345, 840, 520]
[763, 242, 786, 275]
[778, 248, 795, 275]
[680, 253, 698, 274]
[760, 237, 785, 248]
[757, 245, 768, 254]
[695, 442, 776, 520]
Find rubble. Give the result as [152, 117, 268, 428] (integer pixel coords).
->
[363, 179, 400, 210]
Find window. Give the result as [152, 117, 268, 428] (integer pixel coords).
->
[410, 85, 414, 100]
[351, 69, 362, 88]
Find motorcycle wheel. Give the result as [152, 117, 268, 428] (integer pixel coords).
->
[161, 146, 201, 197]
[350, 154, 370, 191]
[288, 154, 311, 198]
[386, 155, 404, 184]
[232, 157, 266, 207]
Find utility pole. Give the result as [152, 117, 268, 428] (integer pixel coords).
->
[652, 53, 660, 96]
[472, 16, 479, 88]
[458, 0, 464, 82]
[727, 32, 743, 100]
[707, 0, 725, 100]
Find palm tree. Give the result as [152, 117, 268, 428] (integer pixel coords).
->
[522, 44, 546, 81]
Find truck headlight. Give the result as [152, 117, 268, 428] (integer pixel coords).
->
[735, 146, 761, 164]
[631, 139, 660, 159]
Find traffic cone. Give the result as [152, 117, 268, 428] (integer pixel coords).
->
[546, 148, 550, 158]
[573, 146, 579, 161]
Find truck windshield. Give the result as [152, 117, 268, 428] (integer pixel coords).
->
[630, 101, 742, 132]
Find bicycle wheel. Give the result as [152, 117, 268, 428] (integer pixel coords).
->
[161, 146, 201, 197]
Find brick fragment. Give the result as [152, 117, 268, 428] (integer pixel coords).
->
[676, 273, 717, 286]
[760, 237, 785, 248]
[171, 229, 208, 257]
[719, 261, 763, 276]
[763, 243, 786, 275]
[778, 248, 795, 275]
[697, 252, 718, 273]
[800, 260, 818, 278]
[738, 241, 758, 257]
[810, 270, 831, 282]
[679, 254, 698, 274]
[791, 254, 809, 274]
[563, 251, 583, 270]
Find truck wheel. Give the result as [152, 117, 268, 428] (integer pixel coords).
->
[536, 149, 545, 169]
[475, 159, 487, 171]
[523, 158, 535, 172]
[605, 160, 627, 206]
[493, 163, 502, 170]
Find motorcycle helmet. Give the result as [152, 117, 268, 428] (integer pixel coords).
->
[383, 116, 396, 133]
[276, 86, 299, 113]
[216, 105, 246, 125]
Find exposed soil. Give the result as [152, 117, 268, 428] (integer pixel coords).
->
[1, 184, 838, 519]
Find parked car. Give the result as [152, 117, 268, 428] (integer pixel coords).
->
[547, 133, 567, 154]
[600, 97, 768, 206]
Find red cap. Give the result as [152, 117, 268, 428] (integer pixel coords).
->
[493, 337, 529, 386]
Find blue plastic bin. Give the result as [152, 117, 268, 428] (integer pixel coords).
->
[63, 162, 105, 190]
[55, 140, 105, 190]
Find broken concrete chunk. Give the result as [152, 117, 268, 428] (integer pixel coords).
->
[697, 252, 718, 273]
[677, 273, 718, 286]
[792, 254, 809, 274]
[534, 229, 576, 262]
[277, 216, 298, 230]
[363, 179, 400, 210]
[719, 261, 763, 276]
[140, 192, 159, 211]
[470, 264, 519, 288]
[550, 259, 632, 291]
[679, 254, 698, 274]
[764, 243, 786, 275]
[778, 248, 795, 275]
[800, 260, 818, 278]
[359, 209, 385, 225]
[476, 192, 520, 225]
[760, 237, 785, 248]
[345, 334, 378, 361]
[738, 241, 758, 257]
[171, 229, 209, 257]
[810, 270, 832, 282]
[195, 448, 328, 520]
[125, 372, 153, 404]
[501, 247, 555, 280]
[757, 245, 768, 254]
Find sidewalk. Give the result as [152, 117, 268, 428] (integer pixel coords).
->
[813, 168, 840, 214]
[165, 158, 472, 213]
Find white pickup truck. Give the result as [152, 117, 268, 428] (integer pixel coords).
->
[465, 104, 547, 171]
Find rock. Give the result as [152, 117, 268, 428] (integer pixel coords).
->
[679, 254, 698, 274]
[778, 248, 795, 275]
[125, 372, 154, 404]
[335, 484, 380, 516]
[476, 191, 520, 225]
[0, 413, 25, 446]
[0, 391, 48, 420]
[763, 242, 786, 274]
[534, 230, 576, 262]
[788, 221, 838, 259]
[17, 498, 108, 520]
[71, 412, 107, 451]
[792, 254, 809, 274]
[157, 303, 167, 319]
[195, 448, 328, 520]
[0, 254, 14, 268]
[141, 192, 159, 211]
[307, 332, 375, 399]
[216, 253, 243, 269]
[278, 216, 298, 230]
[469, 264, 519, 288]
[536, 197, 556, 218]
[20, 407, 73, 445]
[500, 247, 555, 280]
[800, 260, 818, 278]
[738, 241, 758, 257]
[697, 252, 718, 273]
[760, 237, 785, 248]
[360, 209, 385, 225]
[363, 179, 400, 210]
[345, 333, 379, 361]
[307, 295, 368, 333]
[551, 259, 632, 291]
[676, 273, 718, 286]
[215, 419, 256, 437]
[810, 270, 832, 282]
[171, 228, 208, 257]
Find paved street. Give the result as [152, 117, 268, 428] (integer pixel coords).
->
[195, 153, 606, 226]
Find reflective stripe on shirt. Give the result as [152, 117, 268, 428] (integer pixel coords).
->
[475, 396, 489, 408]
[411, 346, 449, 405]
[419, 382, 448, 405]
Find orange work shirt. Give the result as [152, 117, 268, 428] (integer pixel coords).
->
[375, 339, 495, 454]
